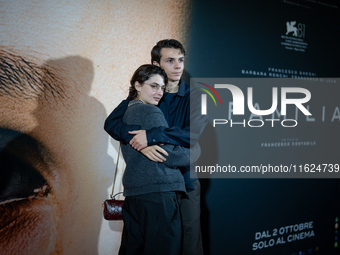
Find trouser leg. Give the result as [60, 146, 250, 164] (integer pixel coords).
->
[142, 192, 181, 255]
[119, 197, 144, 255]
[119, 192, 181, 255]
[177, 180, 204, 255]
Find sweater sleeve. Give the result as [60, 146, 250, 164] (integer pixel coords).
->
[161, 143, 201, 168]
[143, 108, 201, 168]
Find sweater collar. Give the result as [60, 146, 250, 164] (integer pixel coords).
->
[128, 99, 144, 107]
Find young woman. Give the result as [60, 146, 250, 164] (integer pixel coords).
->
[119, 64, 200, 255]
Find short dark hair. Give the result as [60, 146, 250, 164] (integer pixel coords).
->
[129, 64, 168, 99]
[151, 39, 186, 64]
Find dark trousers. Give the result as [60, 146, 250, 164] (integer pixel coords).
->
[177, 180, 204, 255]
[119, 192, 181, 255]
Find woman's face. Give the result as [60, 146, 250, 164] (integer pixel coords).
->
[136, 75, 165, 105]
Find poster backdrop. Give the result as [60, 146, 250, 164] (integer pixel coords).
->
[186, 0, 340, 254]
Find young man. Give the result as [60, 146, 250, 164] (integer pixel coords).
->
[104, 39, 207, 255]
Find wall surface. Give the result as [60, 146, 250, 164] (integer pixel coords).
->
[0, 1, 191, 254]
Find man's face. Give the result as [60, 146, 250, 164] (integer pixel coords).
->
[155, 48, 185, 83]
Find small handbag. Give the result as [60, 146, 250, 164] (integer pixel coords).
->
[103, 144, 124, 220]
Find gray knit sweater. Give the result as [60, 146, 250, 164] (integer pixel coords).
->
[121, 100, 200, 196]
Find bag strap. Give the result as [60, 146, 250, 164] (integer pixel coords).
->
[110, 143, 123, 199]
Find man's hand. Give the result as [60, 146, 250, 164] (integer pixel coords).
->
[129, 130, 147, 151]
[141, 145, 169, 162]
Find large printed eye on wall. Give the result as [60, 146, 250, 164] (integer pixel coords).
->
[0, 127, 59, 253]
[0, 128, 50, 202]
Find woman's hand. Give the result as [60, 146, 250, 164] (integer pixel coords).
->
[140, 145, 168, 162]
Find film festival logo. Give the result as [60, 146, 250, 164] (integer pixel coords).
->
[196, 82, 312, 128]
[286, 21, 305, 38]
[282, 20, 308, 52]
